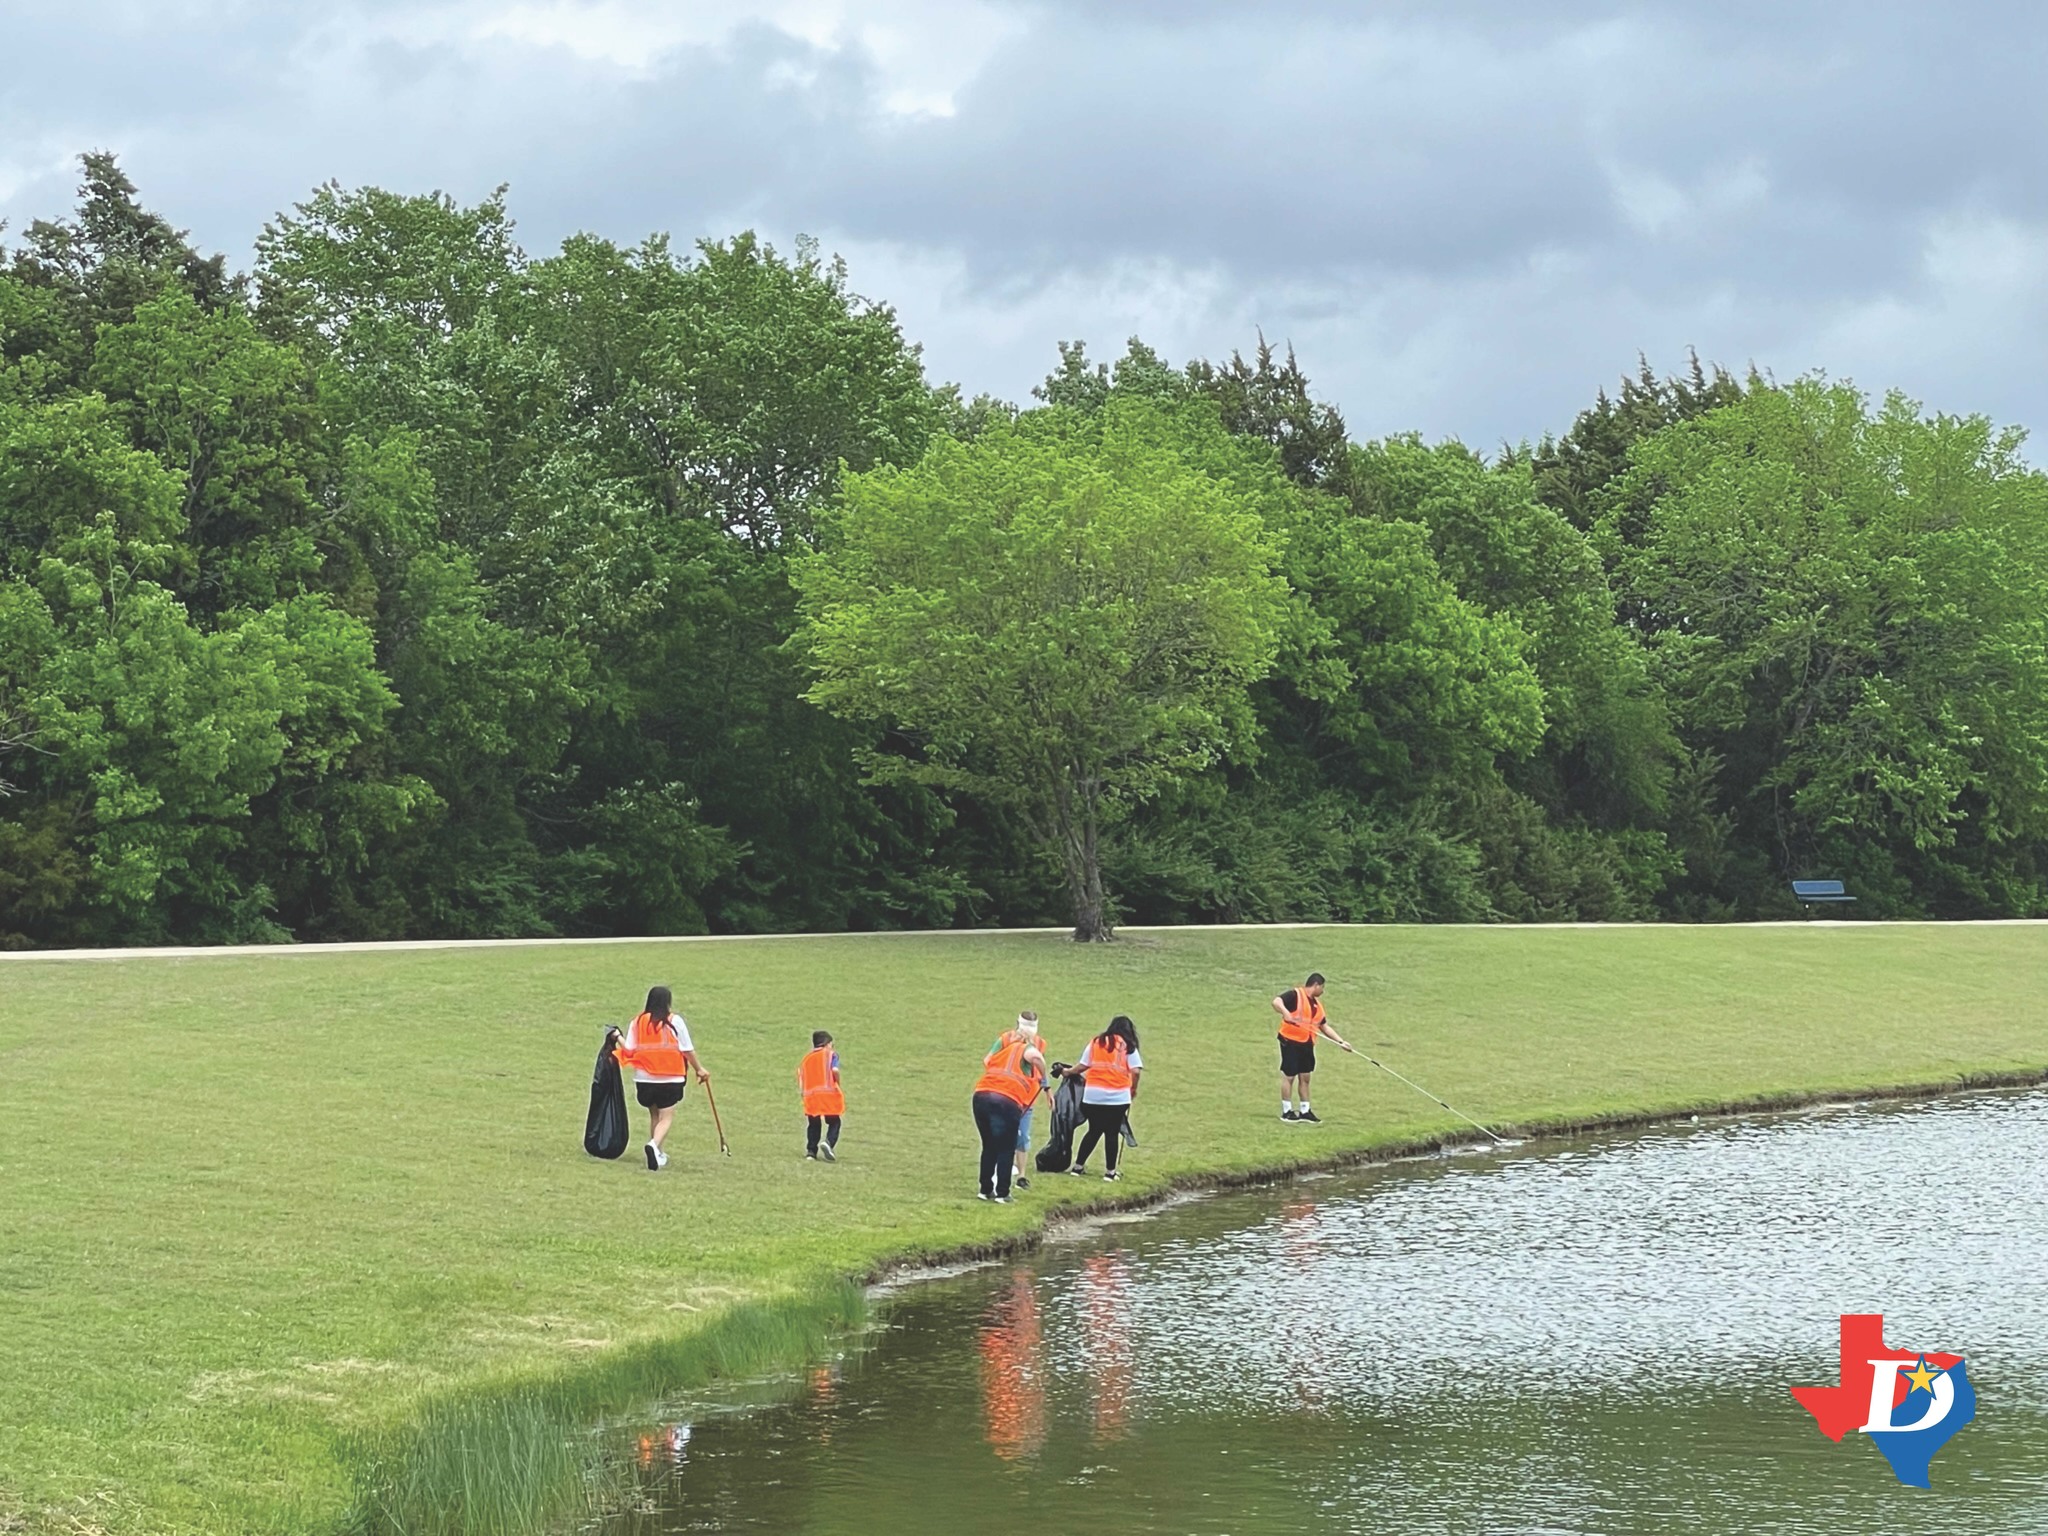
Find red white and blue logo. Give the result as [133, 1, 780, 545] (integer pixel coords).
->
[1791, 1313, 1976, 1488]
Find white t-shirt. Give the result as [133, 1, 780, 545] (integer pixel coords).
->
[1078, 1039, 1143, 1105]
[626, 1012, 694, 1084]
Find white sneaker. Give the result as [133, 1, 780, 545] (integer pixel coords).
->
[647, 1144, 669, 1171]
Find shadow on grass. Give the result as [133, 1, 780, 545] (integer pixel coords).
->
[340, 1284, 867, 1536]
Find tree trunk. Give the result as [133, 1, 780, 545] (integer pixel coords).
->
[1060, 771, 1112, 942]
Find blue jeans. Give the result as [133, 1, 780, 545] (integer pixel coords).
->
[971, 1091, 1024, 1198]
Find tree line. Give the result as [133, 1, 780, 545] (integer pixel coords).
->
[4, 154, 2045, 946]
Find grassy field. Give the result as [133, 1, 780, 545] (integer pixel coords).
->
[2, 922, 2045, 1534]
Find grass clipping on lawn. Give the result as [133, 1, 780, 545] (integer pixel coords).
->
[2, 922, 2045, 1534]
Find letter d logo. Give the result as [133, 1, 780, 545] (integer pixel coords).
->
[1861, 1361, 1954, 1434]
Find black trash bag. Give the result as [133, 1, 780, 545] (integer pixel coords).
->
[584, 1028, 629, 1160]
[1034, 1066, 1085, 1174]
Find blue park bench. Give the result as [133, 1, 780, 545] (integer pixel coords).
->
[1791, 879, 1856, 913]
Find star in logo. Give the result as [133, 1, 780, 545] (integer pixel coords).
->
[1902, 1357, 1940, 1395]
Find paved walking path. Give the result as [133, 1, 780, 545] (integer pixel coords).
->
[5, 917, 2041, 961]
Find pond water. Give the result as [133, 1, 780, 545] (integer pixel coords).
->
[601, 1089, 2048, 1534]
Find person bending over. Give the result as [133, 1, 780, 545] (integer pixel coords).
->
[997, 1013, 1046, 1190]
[972, 1024, 1047, 1202]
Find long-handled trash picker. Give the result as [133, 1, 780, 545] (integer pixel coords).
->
[699, 1073, 731, 1157]
[1340, 1042, 1511, 1146]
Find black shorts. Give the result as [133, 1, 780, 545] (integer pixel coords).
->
[1279, 1035, 1317, 1077]
[636, 1080, 687, 1110]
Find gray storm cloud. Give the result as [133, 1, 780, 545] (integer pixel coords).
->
[2, 0, 2043, 447]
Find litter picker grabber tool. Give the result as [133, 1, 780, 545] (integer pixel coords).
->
[1348, 1046, 1511, 1145]
[700, 1073, 731, 1157]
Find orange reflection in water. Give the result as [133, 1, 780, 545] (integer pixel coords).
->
[978, 1272, 1046, 1460]
[636, 1422, 692, 1471]
[809, 1363, 840, 1445]
[1277, 1195, 1334, 1414]
[1079, 1252, 1135, 1443]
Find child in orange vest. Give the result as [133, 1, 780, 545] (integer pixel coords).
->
[799, 1030, 845, 1161]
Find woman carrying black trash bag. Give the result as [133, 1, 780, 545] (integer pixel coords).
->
[612, 986, 709, 1172]
[1069, 1016, 1142, 1182]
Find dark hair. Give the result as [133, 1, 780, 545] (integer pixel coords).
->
[644, 985, 673, 1024]
[812, 1029, 833, 1047]
[1305, 972, 1325, 988]
[1098, 1014, 1139, 1053]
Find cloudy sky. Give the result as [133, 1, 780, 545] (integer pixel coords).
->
[3, 1, 2044, 448]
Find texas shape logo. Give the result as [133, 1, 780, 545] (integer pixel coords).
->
[1791, 1313, 1976, 1488]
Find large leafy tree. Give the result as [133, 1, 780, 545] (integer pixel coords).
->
[512, 230, 957, 932]
[1030, 339, 1674, 924]
[1603, 379, 2048, 914]
[798, 400, 1291, 940]
[523, 231, 937, 549]
[0, 162, 416, 946]
[257, 190, 959, 935]
[1341, 436, 1679, 917]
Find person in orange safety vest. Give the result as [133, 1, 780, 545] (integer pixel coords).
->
[611, 984, 709, 1171]
[972, 1021, 1046, 1203]
[1002, 1015, 1047, 1191]
[1271, 972, 1351, 1123]
[798, 1030, 845, 1162]
[1068, 1015, 1141, 1180]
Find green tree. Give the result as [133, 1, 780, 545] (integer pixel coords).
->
[1526, 352, 1746, 532]
[0, 558, 393, 943]
[1603, 378, 2048, 915]
[798, 401, 1290, 940]
[5, 151, 234, 381]
[512, 229, 956, 931]
[89, 285, 324, 611]
[523, 231, 937, 549]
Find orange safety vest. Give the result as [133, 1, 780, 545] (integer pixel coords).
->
[1082, 1037, 1133, 1094]
[616, 1012, 689, 1078]
[974, 1036, 1039, 1109]
[1278, 988, 1325, 1043]
[798, 1045, 844, 1116]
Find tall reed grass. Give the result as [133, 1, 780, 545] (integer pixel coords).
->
[341, 1284, 867, 1536]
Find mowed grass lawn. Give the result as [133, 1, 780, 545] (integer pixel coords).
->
[2, 922, 2045, 1534]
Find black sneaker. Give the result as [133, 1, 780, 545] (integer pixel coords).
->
[995, 1195, 1014, 1204]
[1298, 1109, 1321, 1124]
[646, 1143, 660, 1170]
[1281, 1109, 1299, 1121]
[1068, 1165, 1088, 1177]
[1015, 1175, 1031, 1190]
[820, 1144, 836, 1162]
[976, 1191, 992, 1201]
[1104, 1169, 1122, 1182]
[805, 1149, 818, 1160]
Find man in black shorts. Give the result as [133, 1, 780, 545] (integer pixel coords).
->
[1271, 972, 1352, 1122]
